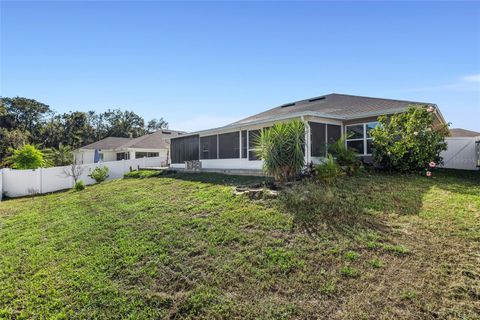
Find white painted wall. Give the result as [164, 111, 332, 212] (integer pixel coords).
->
[0, 156, 164, 199]
[441, 137, 479, 171]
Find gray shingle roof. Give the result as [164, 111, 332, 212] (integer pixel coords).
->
[121, 130, 185, 149]
[80, 130, 185, 150]
[449, 128, 480, 137]
[231, 93, 435, 125]
[80, 137, 132, 150]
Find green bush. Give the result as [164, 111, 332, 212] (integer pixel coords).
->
[314, 154, 343, 183]
[7, 144, 45, 169]
[254, 119, 305, 183]
[74, 180, 85, 191]
[124, 170, 164, 179]
[89, 166, 109, 183]
[370, 106, 448, 173]
[329, 136, 361, 176]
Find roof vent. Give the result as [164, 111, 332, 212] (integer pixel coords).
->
[308, 96, 326, 102]
[281, 103, 296, 108]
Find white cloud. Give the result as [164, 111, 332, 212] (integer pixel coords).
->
[462, 74, 480, 82]
[169, 115, 241, 133]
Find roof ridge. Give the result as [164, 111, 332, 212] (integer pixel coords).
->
[329, 93, 434, 106]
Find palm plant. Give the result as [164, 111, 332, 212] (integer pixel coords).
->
[44, 145, 74, 166]
[329, 135, 360, 175]
[254, 119, 305, 183]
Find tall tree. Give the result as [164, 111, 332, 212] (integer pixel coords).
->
[103, 109, 145, 138]
[146, 118, 168, 133]
[2, 97, 52, 134]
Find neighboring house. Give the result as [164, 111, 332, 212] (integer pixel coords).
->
[74, 130, 185, 165]
[170, 93, 447, 171]
[449, 128, 480, 138]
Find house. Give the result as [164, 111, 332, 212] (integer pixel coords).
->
[74, 129, 185, 165]
[170, 93, 447, 172]
[449, 128, 480, 138]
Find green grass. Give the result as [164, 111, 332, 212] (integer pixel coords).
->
[0, 170, 479, 319]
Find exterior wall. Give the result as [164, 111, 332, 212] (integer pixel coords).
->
[75, 148, 168, 165]
[74, 150, 95, 164]
[441, 137, 479, 171]
[171, 115, 344, 170]
[102, 151, 117, 162]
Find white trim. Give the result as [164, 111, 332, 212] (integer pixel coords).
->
[345, 121, 378, 156]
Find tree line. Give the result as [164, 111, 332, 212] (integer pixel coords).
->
[0, 97, 168, 165]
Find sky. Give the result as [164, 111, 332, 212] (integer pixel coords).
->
[1, 1, 479, 132]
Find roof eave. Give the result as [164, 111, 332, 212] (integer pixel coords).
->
[172, 111, 346, 138]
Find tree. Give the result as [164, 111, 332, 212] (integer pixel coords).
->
[103, 109, 145, 138]
[254, 120, 305, 183]
[7, 144, 45, 169]
[0, 128, 31, 163]
[64, 163, 85, 184]
[44, 145, 74, 166]
[370, 106, 449, 173]
[1, 97, 52, 133]
[146, 118, 168, 133]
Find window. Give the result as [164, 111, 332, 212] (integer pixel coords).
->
[135, 152, 160, 159]
[200, 135, 218, 159]
[310, 122, 326, 157]
[310, 122, 342, 157]
[170, 135, 199, 163]
[99, 153, 104, 161]
[345, 122, 378, 155]
[116, 152, 130, 160]
[218, 132, 240, 159]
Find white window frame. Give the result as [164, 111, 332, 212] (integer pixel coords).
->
[345, 122, 378, 156]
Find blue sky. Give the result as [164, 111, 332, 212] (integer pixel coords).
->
[1, 1, 479, 132]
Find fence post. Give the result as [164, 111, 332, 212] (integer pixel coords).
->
[143, 157, 146, 168]
[0, 169, 3, 201]
[38, 168, 43, 194]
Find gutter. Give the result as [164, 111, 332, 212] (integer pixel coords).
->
[171, 111, 345, 138]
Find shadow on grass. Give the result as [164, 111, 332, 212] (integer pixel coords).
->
[432, 169, 480, 196]
[158, 171, 269, 187]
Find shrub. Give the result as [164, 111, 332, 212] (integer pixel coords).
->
[329, 136, 361, 176]
[370, 106, 448, 173]
[74, 180, 85, 191]
[254, 120, 305, 183]
[7, 144, 45, 169]
[89, 166, 109, 183]
[314, 154, 343, 183]
[124, 170, 164, 179]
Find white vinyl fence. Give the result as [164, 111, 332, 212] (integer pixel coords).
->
[440, 137, 480, 171]
[0, 156, 165, 200]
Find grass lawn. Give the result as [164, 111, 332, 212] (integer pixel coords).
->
[0, 170, 479, 319]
